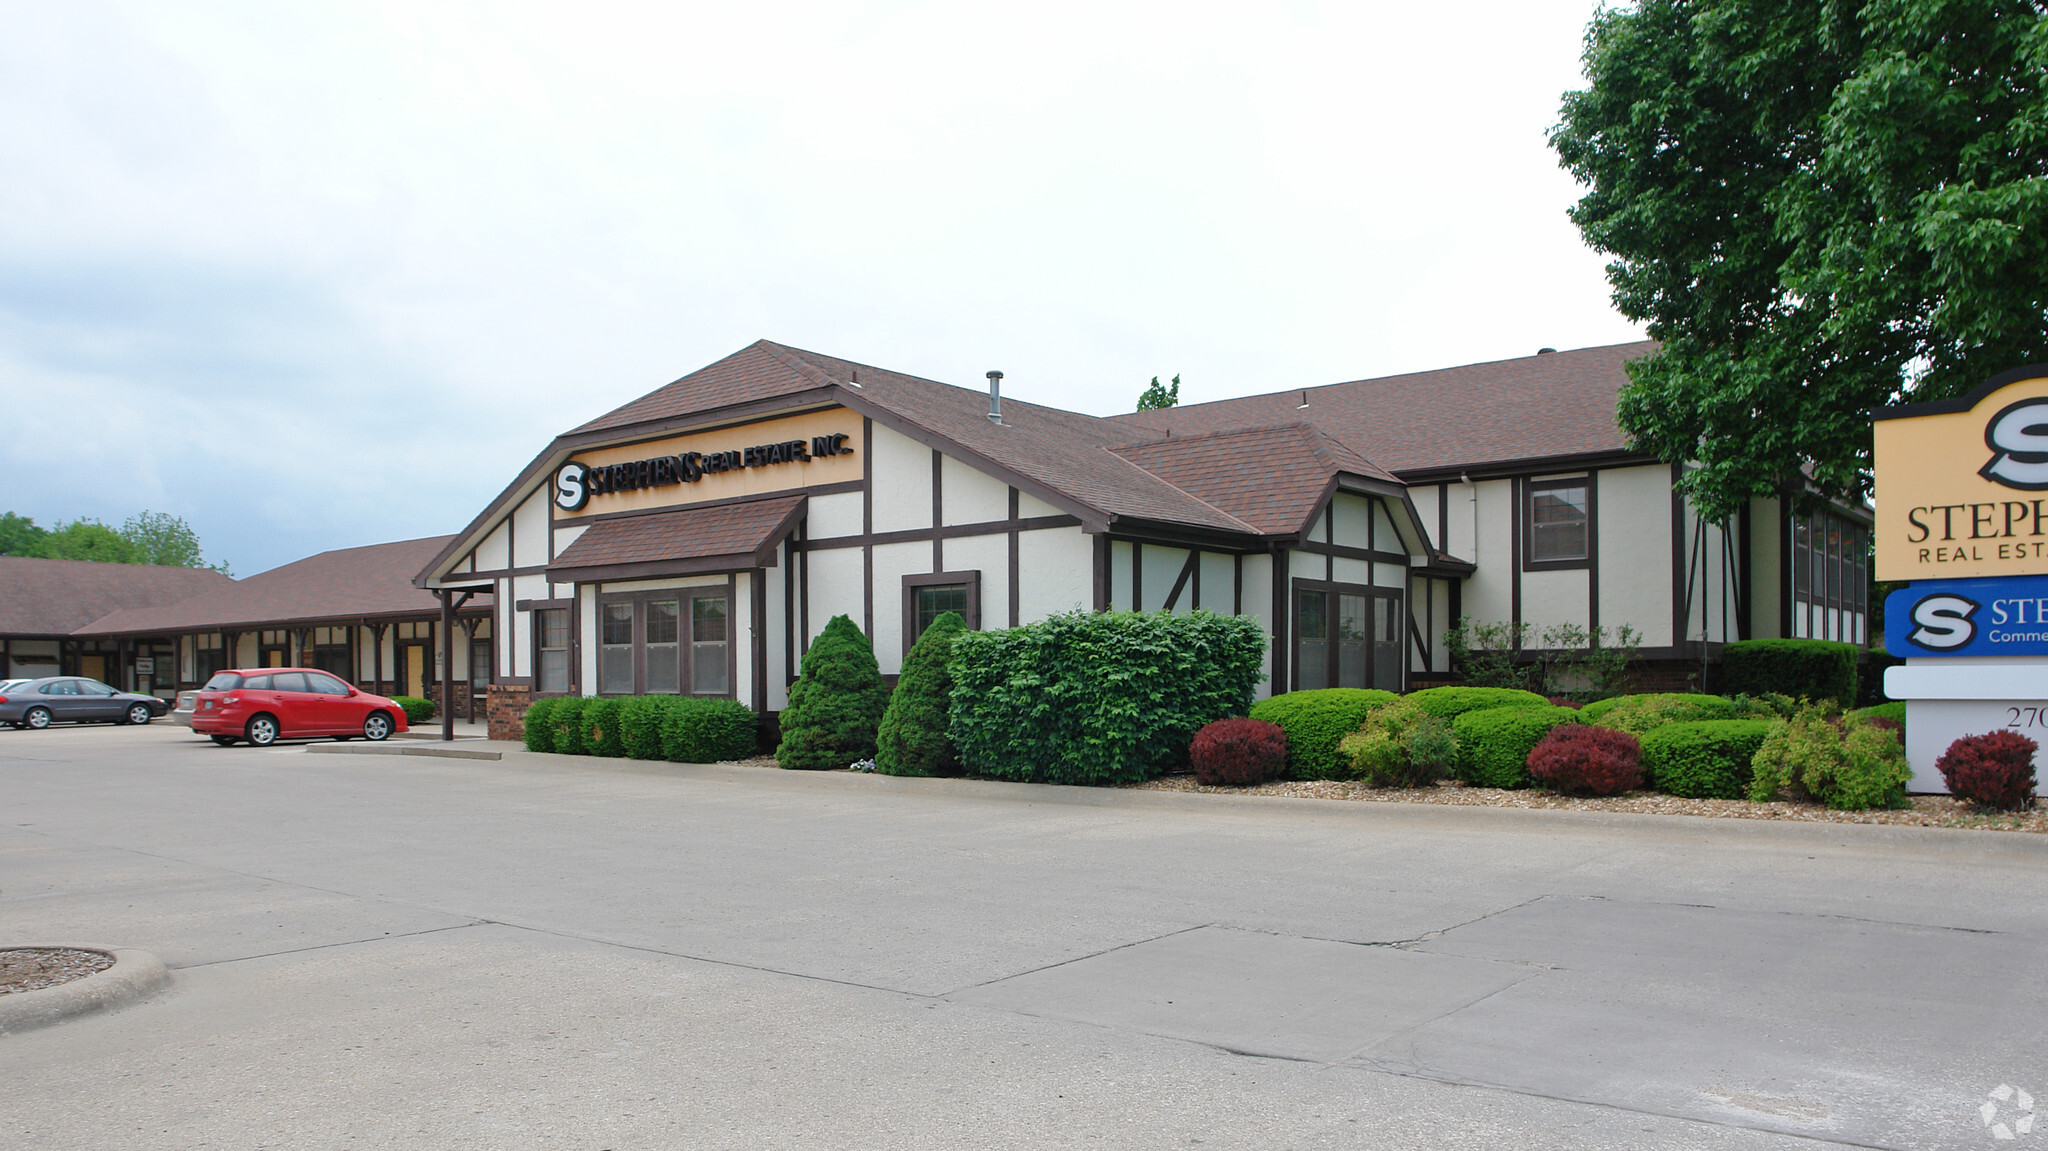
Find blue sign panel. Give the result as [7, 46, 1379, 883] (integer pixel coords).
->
[1885, 575, 2048, 656]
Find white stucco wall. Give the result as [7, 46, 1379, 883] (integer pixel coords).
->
[1196, 551, 1236, 614]
[476, 521, 510, 571]
[942, 455, 1010, 526]
[808, 491, 864, 539]
[1016, 526, 1093, 621]
[869, 539, 928, 674]
[805, 546, 865, 647]
[1241, 555, 1276, 698]
[513, 489, 550, 569]
[1594, 464, 1673, 647]
[943, 532, 1009, 629]
[869, 424, 932, 534]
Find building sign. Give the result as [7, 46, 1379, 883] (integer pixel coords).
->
[552, 408, 864, 519]
[555, 434, 852, 512]
[1873, 365, 2048, 580]
[1884, 575, 2048, 657]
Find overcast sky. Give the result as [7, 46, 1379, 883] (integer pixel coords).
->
[0, 0, 1642, 575]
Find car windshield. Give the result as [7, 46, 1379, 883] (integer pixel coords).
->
[201, 673, 244, 691]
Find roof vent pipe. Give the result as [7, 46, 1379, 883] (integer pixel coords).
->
[986, 370, 1004, 424]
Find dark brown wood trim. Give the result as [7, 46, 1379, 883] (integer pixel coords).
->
[1007, 487, 1021, 628]
[1131, 540, 1143, 610]
[549, 551, 777, 584]
[799, 519, 811, 660]
[1269, 550, 1287, 692]
[1437, 483, 1450, 552]
[1233, 554, 1243, 616]
[1671, 462, 1688, 650]
[751, 567, 768, 712]
[1163, 550, 1198, 612]
[783, 534, 796, 691]
[1397, 448, 1660, 486]
[1092, 533, 1109, 612]
[1778, 494, 1793, 640]
[800, 514, 1082, 551]
[862, 416, 874, 638]
[515, 598, 575, 611]
[1587, 471, 1601, 638]
[1510, 476, 1523, 644]
[463, 565, 547, 580]
[931, 449, 944, 570]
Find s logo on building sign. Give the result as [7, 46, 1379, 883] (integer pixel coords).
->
[554, 462, 591, 512]
[1907, 594, 1979, 651]
[1980, 398, 2048, 490]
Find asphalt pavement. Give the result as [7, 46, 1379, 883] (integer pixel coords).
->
[2, 722, 2043, 1149]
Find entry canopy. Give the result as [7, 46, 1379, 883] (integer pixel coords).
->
[1873, 363, 2048, 581]
[547, 494, 806, 583]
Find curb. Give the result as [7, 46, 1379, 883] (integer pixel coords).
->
[0, 945, 171, 1036]
[306, 743, 502, 761]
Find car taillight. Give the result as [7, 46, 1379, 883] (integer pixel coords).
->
[0, 696, 9, 704]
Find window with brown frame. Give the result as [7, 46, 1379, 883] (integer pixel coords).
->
[597, 586, 734, 697]
[1525, 475, 1591, 568]
[1292, 579, 1403, 692]
[901, 571, 981, 653]
[536, 608, 571, 694]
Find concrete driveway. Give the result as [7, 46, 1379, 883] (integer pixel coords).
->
[2, 723, 2043, 1149]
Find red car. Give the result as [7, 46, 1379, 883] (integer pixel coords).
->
[190, 668, 409, 747]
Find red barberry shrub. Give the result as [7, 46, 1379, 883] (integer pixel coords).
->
[1190, 718, 1288, 786]
[1545, 696, 1584, 709]
[1936, 730, 2038, 811]
[1861, 716, 1903, 740]
[1526, 724, 1643, 796]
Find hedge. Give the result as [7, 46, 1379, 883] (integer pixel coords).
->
[1719, 639, 1858, 706]
[582, 697, 627, 758]
[548, 696, 592, 755]
[1249, 688, 1399, 781]
[951, 610, 1265, 785]
[660, 697, 758, 763]
[522, 697, 560, 753]
[1639, 719, 1774, 799]
[1403, 686, 1551, 722]
[875, 611, 966, 776]
[1578, 693, 1736, 735]
[618, 696, 665, 760]
[1451, 705, 1582, 789]
[776, 615, 890, 771]
[1848, 701, 1905, 735]
[391, 695, 436, 724]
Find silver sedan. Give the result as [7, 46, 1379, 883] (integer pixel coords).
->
[0, 677, 172, 729]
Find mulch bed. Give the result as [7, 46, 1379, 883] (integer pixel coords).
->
[0, 948, 113, 995]
[1130, 776, 2048, 832]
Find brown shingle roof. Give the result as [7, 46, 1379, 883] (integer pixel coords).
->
[76, 536, 484, 636]
[570, 341, 830, 435]
[0, 558, 235, 637]
[549, 496, 807, 576]
[1109, 424, 1398, 535]
[1104, 341, 1659, 476]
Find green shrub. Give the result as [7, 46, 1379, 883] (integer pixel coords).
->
[1749, 709, 1911, 809]
[1729, 692, 1808, 720]
[1452, 705, 1582, 789]
[392, 695, 436, 724]
[1338, 697, 1458, 788]
[1249, 688, 1399, 781]
[876, 611, 966, 777]
[580, 698, 625, 758]
[1403, 685, 1551, 722]
[1848, 701, 1906, 735]
[1639, 719, 1774, 799]
[776, 615, 890, 771]
[1578, 693, 1736, 735]
[548, 697, 592, 755]
[521, 697, 560, 753]
[661, 697, 759, 763]
[951, 610, 1266, 785]
[1719, 639, 1858, 706]
[618, 696, 666, 760]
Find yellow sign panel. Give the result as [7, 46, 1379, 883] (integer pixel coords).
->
[1874, 369, 2048, 580]
[553, 407, 861, 519]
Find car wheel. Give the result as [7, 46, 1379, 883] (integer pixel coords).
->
[23, 707, 52, 730]
[245, 714, 280, 747]
[125, 703, 153, 726]
[363, 712, 393, 742]
[210, 735, 237, 747]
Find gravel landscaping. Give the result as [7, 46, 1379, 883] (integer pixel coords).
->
[0, 948, 112, 995]
[1130, 775, 2048, 832]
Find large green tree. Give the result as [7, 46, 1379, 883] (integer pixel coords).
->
[0, 509, 227, 571]
[1136, 374, 1180, 411]
[0, 512, 46, 557]
[35, 519, 143, 564]
[1551, 0, 2048, 520]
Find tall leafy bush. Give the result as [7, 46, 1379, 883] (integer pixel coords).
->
[776, 615, 889, 771]
[521, 697, 560, 753]
[1248, 688, 1397, 781]
[1748, 708, 1910, 809]
[950, 610, 1265, 785]
[1639, 719, 1773, 799]
[875, 611, 966, 776]
[1452, 705, 1582, 789]
[1719, 639, 1858, 706]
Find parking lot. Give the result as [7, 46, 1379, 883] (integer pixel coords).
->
[3, 722, 2045, 1149]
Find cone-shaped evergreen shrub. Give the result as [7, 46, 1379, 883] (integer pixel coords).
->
[521, 697, 559, 753]
[776, 615, 889, 770]
[549, 697, 591, 755]
[580, 697, 625, 758]
[876, 611, 966, 776]
[661, 698, 758, 762]
[618, 696, 665, 760]
[1937, 730, 2038, 810]
[1190, 718, 1288, 786]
